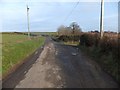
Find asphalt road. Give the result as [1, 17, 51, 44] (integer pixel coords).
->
[3, 37, 118, 88]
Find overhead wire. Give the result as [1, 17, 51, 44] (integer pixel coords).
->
[61, 1, 80, 25]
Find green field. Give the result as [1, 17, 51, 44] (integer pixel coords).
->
[64, 41, 79, 46]
[2, 33, 45, 76]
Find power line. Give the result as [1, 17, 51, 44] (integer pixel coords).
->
[62, 1, 80, 25]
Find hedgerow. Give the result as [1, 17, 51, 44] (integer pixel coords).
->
[79, 33, 119, 84]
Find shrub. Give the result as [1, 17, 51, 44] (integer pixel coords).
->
[79, 32, 119, 83]
[80, 33, 100, 47]
[99, 36, 112, 54]
[58, 35, 81, 42]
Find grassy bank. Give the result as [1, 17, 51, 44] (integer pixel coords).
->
[2, 34, 45, 76]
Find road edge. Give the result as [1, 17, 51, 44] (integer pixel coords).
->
[2, 43, 45, 88]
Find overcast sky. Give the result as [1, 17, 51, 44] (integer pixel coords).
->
[0, 0, 119, 32]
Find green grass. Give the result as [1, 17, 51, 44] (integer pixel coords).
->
[40, 32, 57, 36]
[64, 41, 79, 46]
[2, 34, 45, 76]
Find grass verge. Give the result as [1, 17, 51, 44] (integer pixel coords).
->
[2, 34, 45, 77]
[64, 41, 79, 46]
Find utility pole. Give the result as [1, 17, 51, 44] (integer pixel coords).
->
[27, 5, 30, 39]
[100, 0, 104, 39]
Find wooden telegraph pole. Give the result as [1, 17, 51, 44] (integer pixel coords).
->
[27, 5, 30, 39]
[100, 0, 104, 39]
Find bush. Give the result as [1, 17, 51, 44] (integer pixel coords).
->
[99, 36, 119, 60]
[79, 33, 119, 84]
[58, 35, 81, 42]
[99, 36, 112, 54]
[80, 33, 100, 47]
